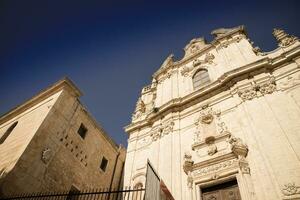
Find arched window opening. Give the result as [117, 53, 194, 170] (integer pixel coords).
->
[193, 69, 210, 90]
[0, 121, 18, 144]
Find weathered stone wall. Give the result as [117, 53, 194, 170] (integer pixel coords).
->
[0, 90, 62, 194]
[0, 80, 126, 195]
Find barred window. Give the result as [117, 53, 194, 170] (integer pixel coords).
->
[193, 69, 210, 90]
[0, 121, 18, 144]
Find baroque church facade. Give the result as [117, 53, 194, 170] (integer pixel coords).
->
[124, 26, 300, 200]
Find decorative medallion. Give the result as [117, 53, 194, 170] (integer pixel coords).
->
[41, 148, 52, 164]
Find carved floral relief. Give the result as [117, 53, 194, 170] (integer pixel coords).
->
[150, 120, 174, 141]
[193, 159, 236, 177]
[282, 182, 300, 196]
[237, 78, 277, 101]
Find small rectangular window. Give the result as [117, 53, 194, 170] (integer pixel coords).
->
[100, 156, 108, 172]
[77, 123, 87, 139]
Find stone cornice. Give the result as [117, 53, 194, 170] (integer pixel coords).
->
[153, 25, 247, 79]
[125, 45, 300, 133]
[0, 77, 82, 124]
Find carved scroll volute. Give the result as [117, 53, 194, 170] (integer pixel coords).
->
[183, 152, 194, 174]
[228, 135, 248, 158]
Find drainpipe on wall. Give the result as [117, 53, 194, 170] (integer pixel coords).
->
[108, 146, 122, 193]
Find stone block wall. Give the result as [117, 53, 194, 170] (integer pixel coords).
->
[0, 80, 126, 195]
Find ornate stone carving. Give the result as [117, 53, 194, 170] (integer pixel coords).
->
[207, 142, 218, 156]
[187, 171, 193, 189]
[184, 37, 208, 57]
[193, 159, 235, 177]
[161, 54, 174, 70]
[195, 107, 220, 126]
[193, 53, 215, 67]
[259, 78, 276, 95]
[41, 148, 52, 164]
[132, 98, 146, 121]
[238, 78, 277, 101]
[273, 28, 299, 48]
[193, 107, 229, 146]
[193, 129, 202, 143]
[238, 157, 250, 174]
[181, 53, 215, 77]
[183, 152, 194, 174]
[216, 34, 245, 50]
[228, 135, 248, 158]
[150, 129, 161, 141]
[181, 65, 193, 77]
[211, 173, 220, 180]
[162, 121, 175, 135]
[218, 41, 230, 49]
[217, 121, 229, 134]
[282, 182, 300, 196]
[238, 87, 257, 101]
[158, 71, 173, 83]
[150, 120, 174, 141]
[252, 46, 266, 56]
[211, 27, 236, 38]
[153, 54, 174, 79]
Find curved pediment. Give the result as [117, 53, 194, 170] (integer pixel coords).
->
[183, 37, 208, 58]
[153, 54, 174, 78]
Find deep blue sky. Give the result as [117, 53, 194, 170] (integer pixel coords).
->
[1, 0, 299, 146]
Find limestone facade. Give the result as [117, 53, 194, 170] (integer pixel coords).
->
[124, 26, 300, 199]
[0, 78, 126, 195]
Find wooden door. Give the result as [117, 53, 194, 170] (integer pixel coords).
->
[201, 180, 241, 200]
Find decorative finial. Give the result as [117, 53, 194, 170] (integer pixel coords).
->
[273, 28, 298, 47]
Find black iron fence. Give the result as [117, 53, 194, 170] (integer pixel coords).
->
[0, 187, 145, 200]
